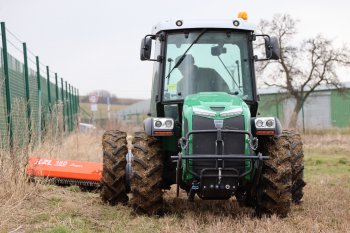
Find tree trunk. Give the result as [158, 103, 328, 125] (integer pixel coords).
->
[288, 99, 303, 129]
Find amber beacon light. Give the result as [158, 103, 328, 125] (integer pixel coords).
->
[237, 11, 248, 20]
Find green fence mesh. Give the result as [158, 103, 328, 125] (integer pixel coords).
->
[0, 24, 80, 149]
[50, 81, 56, 103]
[8, 53, 28, 146]
[0, 48, 8, 146]
[29, 68, 39, 143]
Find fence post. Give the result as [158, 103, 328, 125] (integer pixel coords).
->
[1, 22, 13, 149]
[71, 86, 75, 116]
[73, 86, 77, 115]
[65, 81, 70, 132]
[77, 89, 80, 109]
[46, 66, 52, 113]
[23, 42, 31, 142]
[55, 73, 59, 101]
[61, 78, 65, 132]
[74, 87, 77, 114]
[74, 88, 79, 127]
[69, 84, 73, 131]
[36, 56, 42, 146]
[76, 88, 79, 109]
[72, 86, 76, 128]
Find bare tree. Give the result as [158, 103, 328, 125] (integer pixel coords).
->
[256, 14, 350, 129]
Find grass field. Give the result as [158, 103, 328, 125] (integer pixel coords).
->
[0, 133, 350, 232]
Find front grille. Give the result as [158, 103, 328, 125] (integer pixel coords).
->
[191, 115, 246, 175]
[192, 116, 217, 155]
[192, 115, 245, 155]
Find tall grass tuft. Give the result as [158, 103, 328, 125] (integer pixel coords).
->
[304, 127, 350, 135]
[0, 98, 36, 224]
[0, 99, 78, 222]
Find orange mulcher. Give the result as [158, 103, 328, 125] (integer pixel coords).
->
[26, 157, 102, 188]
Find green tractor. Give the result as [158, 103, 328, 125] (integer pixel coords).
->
[101, 14, 305, 217]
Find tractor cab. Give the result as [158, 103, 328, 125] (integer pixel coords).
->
[140, 15, 279, 119]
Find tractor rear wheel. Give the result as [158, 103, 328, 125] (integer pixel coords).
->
[284, 130, 306, 204]
[130, 132, 164, 215]
[100, 130, 129, 205]
[256, 134, 292, 217]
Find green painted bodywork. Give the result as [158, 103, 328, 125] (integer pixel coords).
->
[258, 94, 285, 122]
[331, 90, 350, 127]
[181, 92, 252, 181]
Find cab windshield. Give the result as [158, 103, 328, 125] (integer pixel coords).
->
[163, 30, 254, 101]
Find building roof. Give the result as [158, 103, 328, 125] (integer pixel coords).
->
[258, 82, 350, 95]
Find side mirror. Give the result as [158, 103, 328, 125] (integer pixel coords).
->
[254, 35, 280, 61]
[140, 36, 153, 61]
[264, 36, 280, 60]
[211, 45, 227, 56]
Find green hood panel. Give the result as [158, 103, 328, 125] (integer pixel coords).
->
[184, 92, 245, 108]
[183, 92, 251, 120]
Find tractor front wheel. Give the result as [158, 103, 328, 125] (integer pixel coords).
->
[284, 130, 306, 204]
[256, 134, 292, 217]
[100, 130, 129, 205]
[130, 132, 164, 215]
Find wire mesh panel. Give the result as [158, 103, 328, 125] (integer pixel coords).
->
[8, 53, 28, 146]
[29, 68, 39, 142]
[0, 48, 9, 146]
[0, 23, 80, 149]
[50, 82, 56, 103]
[40, 75, 49, 128]
[58, 87, 62, 102]
[40, 75, 48, 106]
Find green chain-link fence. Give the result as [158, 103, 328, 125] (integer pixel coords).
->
[0, 22, 79, 149]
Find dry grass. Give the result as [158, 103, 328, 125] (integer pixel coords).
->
[80, 103, 126, 120]
[1, 170, 349, 232]
[303, 133, 350, 155]
[0, 99, 42, 232]
[304, 127, 350, 135]
[0, 130, 350, 232]
[33, 131, 103, 163]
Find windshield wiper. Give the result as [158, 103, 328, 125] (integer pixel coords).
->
[165, 29, 207, 80]
[216, 55, 241, 93]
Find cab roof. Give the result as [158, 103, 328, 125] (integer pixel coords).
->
[151, 19, 254, 34]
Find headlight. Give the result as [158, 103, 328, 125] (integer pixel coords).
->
[154, 121, 162, 128]
[165, 120, 173, 128]
[192, 107, 216, 117]
[255, 117, 275, 128]
[219, 107, 243, 117]
[153, 118, 174, 130]
[266, 119, 274, 127]
[256, 119, 264, 127]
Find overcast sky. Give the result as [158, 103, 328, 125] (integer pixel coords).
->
[1, 0, 349, 99]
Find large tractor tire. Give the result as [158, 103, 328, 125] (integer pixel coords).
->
[256, 134, 292, 217]
[130, 132, 164, 215]
[284, 130, 306, 204]
[100, 130, 129, 205]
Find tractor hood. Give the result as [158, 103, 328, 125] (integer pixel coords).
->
[181, 92, 252, 182]
[183, 92, 250, 119]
